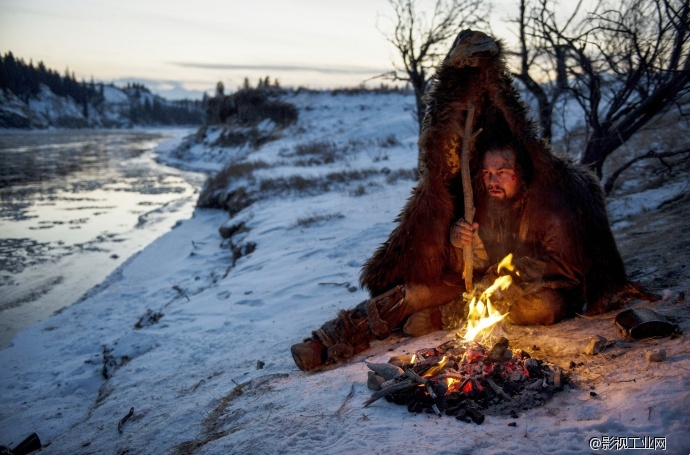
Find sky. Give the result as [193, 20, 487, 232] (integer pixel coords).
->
[0, 0, 520, 100]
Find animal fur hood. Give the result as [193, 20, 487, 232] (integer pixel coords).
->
[359, 30, 643, 315]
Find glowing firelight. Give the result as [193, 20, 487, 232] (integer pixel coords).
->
[461, 254, 516, 342]
[496, 252, 520, 277]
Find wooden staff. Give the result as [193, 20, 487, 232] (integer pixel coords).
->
[461, 102, 481, 291]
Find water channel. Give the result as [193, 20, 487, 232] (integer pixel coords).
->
[0, 128, 206, 349]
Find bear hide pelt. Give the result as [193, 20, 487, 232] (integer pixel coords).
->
[359, 29, 652, 315]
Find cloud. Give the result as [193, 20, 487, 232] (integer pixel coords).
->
[170, 62, 388, 76]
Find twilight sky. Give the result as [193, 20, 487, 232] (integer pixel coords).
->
[1, 0, 520, 100]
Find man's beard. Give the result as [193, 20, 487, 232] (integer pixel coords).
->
[485, 194, 513, 221]
[485, 185, 524, 221]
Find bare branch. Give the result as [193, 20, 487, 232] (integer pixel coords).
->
[603, 148, 690, 195]
[516, 0, 690, 178]
[378, 0, 492, 137]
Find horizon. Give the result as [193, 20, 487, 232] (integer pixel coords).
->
[1, 0, 524, 101]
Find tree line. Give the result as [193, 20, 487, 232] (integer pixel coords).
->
[205, 76, 298, 127]
[0, 52, 204, 126]
[0, 51, 103, 110]
[125, 82, 204, 125]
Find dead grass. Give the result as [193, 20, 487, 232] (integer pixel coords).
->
[258, 169, 381, 195]
[294, 212, 345, 228]
[197, 161, 269, 209]
[281, 140, 340, 166]
[212, 127, 283, 150]
[385, 167, 419, 184]
[350, 184, 368, 196]
[379, 134, 401, 148]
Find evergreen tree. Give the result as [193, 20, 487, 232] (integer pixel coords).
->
[0, 51, 205, 127]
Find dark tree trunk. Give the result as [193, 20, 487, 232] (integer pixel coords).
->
[514, 74, 553, 141]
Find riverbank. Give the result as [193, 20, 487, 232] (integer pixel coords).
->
[1, 91, 688, 454]
[0, 128, 204, 348]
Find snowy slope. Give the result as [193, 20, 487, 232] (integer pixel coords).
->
[1, 83, 202, 129]
[1, 90, 688, 455]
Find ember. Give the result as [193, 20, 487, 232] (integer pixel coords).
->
[364, 337, 567, 423]
[364, 254, 567, 422]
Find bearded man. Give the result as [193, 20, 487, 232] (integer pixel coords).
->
[291, 30, 652, 372]
[291, 140, 582, 372]
[449, 141, 582, 327]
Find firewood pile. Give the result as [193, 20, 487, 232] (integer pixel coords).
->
[364, 336, 567, 424]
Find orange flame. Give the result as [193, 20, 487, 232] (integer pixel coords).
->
[497, 253, 518, 276]
[461, 254, 515, 342]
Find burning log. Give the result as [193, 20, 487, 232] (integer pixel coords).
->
[366, 362, 404, 380]
[363, 253, 567, 421]
[363, 379, 416, 407]
[367, 371, 386, 390]
[364, 336, 568, 422]
[486, 376, 512, 401]
[404, 368, 428, 386]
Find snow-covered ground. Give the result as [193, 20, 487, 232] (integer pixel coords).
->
[1, 90, 688, 455]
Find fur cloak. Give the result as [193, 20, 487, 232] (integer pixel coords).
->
[359, 30, 645, 315]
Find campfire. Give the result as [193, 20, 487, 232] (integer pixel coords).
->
[464, 253, 515, 343]
[364, 255, 567, 423]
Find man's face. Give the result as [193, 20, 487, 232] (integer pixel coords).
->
[482, 148, 519, 200]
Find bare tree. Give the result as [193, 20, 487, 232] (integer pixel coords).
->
[510, 0, 578, 141]
[516, 0, 690, 178]
[379, 0, 492, 134]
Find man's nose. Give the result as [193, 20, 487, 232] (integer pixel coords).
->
[488, 173, 500, 183]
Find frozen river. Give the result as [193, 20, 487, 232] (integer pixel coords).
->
[0, 128, 205, 349]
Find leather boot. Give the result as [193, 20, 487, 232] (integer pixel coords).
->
[290, 339, 326, 372]
[291, 285, 405, 371]
[402, 296, 466, 336]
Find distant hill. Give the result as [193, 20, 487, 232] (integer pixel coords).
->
[0, 52, 205, 129]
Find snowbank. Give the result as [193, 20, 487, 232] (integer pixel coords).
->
[1, 90, 688, 454]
